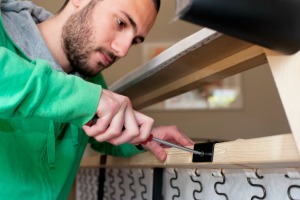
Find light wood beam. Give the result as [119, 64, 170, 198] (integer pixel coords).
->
[265, 49, 300, 155]
[80, 134, 300, 169]
[132, 45, 266, 109]
[110, 28, 267, 110]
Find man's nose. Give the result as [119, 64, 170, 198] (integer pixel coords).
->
[112, 36, 132, 58]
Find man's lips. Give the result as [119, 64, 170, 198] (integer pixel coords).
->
[99, 51, 113, 66]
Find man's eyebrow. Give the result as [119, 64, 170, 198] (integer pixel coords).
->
[120, 11, 145, 42]
[120, 11, 137, 32]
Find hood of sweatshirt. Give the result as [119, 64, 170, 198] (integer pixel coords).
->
[1, 0, 62, 71]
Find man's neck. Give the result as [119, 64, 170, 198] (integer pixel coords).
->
[37, 15, 72, 73]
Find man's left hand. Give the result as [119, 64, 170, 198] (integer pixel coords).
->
[141, 126, 194, 161]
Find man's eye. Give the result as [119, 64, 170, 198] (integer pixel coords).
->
[116, 17, 126, 28]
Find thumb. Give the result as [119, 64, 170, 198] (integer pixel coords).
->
[144, 142, 167, 162]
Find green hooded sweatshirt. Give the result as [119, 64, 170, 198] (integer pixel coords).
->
[0, 0, 144, 199]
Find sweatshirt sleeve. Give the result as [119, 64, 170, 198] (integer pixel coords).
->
[89, 137, 145, 158]
[0, 47, 101, 126]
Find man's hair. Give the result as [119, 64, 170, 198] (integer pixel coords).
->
[152, 0, 160, 12]
[59, 0, 160, 13]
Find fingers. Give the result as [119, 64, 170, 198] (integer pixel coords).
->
[106, 103, 139, 145]
[82, 89, 154, 145]
[143, 141, 167, 161]
[83, 89, 123, 136]
[105, 110, 153, 145]
[143, 125, 194, 161]
[129, 111, 153, 144]
[83, 106, 125, 140]
[152, 126, 194, 146]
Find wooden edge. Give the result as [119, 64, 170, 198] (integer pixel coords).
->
[109, 28, 220, 92]
[132, 45, 267, 109]
[80, 134, 300, 169]
[264, 48, 300, 155]
[80, 155, 103, 168]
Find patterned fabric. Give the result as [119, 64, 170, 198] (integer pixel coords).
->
[76, 168, 300, 200]
[76, 168, 99, 200]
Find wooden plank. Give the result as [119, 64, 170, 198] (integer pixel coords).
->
[80, 154, 105, 168]
[213, 134, 300, 168]
[110, 28, 267, 109]
[265, 49, 300, 155]
[132, 45, 266, 109]
[80, 134, 300, 169]
[110, 28, 221, 93]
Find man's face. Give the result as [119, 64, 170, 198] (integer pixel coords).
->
[62, 0, 157, 77]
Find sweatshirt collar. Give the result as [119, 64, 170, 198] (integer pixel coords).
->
[1, 0, 63, 72]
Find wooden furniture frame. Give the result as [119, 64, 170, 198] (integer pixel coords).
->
[81, 28, 300, 169]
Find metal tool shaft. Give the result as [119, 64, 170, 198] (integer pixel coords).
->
[152, 137, 204, 156]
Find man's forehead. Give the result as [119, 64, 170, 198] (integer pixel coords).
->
[103, 0, 157, 34]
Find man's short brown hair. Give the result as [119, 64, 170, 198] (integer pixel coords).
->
[59, 0, 160, 13]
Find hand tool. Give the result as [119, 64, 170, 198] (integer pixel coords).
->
[86, 116, 206, 156]
[140, 133, 205, 156]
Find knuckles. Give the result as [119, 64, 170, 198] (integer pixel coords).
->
[108, 139, 121, 146]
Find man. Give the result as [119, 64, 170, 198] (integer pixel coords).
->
[0, 0, 194, 199]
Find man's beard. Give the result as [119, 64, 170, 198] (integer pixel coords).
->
[61, 0, 107, 77]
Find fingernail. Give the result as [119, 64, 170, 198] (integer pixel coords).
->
[159, 152, 166, 161]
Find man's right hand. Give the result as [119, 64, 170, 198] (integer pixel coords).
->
[82, 89, 154, 145]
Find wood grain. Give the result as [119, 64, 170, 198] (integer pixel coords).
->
[266, 49, 300, 156]
[110, 28, 267, 109]
[80, 134, 300, 169]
